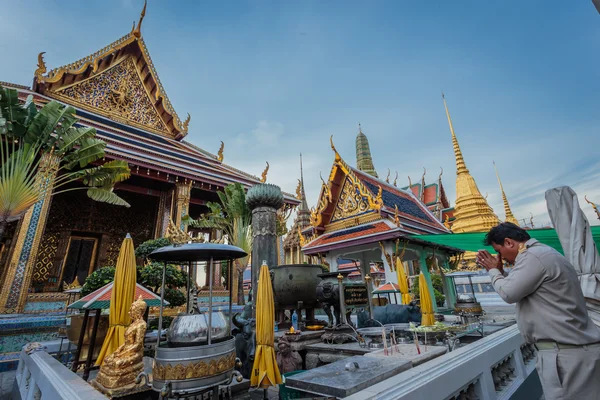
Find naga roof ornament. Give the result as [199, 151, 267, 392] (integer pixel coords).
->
[217, 141, 224, 162]
[585, 196, 600, 221]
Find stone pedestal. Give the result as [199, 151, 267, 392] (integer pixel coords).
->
[245, 184, 284, 319]
[304, 342, 374, 370]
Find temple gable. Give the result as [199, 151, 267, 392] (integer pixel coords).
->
[53, 57, 169, 134]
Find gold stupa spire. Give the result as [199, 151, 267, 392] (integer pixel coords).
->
[442, 93, 499, 233]
[493, 162, 519, 226]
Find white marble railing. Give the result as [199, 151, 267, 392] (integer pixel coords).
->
[346, 325, 541, 400]
[13, 348, 106, 400]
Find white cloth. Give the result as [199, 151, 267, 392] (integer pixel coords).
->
[546, 186, 600, 326]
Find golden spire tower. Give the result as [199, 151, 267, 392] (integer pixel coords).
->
[355, 123, 379, 178]
[493, 161, 519, 226]
[442, 94, 499, 233]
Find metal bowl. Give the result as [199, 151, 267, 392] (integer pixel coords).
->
[167, 312, 229, 346]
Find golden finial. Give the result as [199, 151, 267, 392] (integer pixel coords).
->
[365, 274, 372, 282]
[337, 273, 344, 281]
[493, 161, 518, 225]
[438, 167, 443, 182]
[408, 176, 412, 187]
[444, 214, 451, 229]
[260, 162, 269, 183]
[584, 196, 600, 220]
[330, 135, 341, 162]
[34, 52, 47, 79]
[386, 169, 391, 184]
[442, 93, 469, 175]
[217, 141, 224, 162]
[393, 171, 398, 187]
[421, 167, 427, 185]
[133, 0, 147, 38]
[298, 226, 306, 247]
[393, 205, 400, 226]
[182, 113, 191, 132]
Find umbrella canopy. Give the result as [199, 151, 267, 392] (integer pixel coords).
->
[95, 235, 137, 366]
[395, 257, 411, 305]
[251, 263, 282, 388]
[419, 273, 435, 326]
[546, 186, 600, 326]
[67, 282, 166, 310]
[373, 282, 400, 294]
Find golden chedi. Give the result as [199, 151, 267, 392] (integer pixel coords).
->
[93, 296, 147, 395]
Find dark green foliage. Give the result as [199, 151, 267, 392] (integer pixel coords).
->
[410, 274, 446, 307]
[137, 262, 187, 293]
[135, 237, 171, 261]
[80, 266, 116, 297]
[147, 316, 174, 330]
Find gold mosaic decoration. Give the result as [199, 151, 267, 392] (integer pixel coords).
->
[33, 232, 58, 282]
[153, 352, 236, 381]
[331, 177, 371, 221]
[54, 57, 168, 134]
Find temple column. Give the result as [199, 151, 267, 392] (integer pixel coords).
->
[246, 184, 284, 319]
[0, 153, 60, 313]
[173, 182, 192, 232]
[419, 250, 438, 313]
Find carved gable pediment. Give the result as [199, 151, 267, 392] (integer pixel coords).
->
[52, 57, 168, 134]
[331, 176, 372, 222]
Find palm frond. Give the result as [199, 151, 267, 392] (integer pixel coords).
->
[62, 137, 106, 169]
[86, 187, 130, 207]
[55, 126, 96, 158]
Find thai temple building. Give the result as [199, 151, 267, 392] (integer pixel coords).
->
[0, 4, 298, 314]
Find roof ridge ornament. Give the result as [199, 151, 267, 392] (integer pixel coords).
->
[386, 169, 390, 184]
[260, 161, 269, 183]
[34, 52, 47, 81]
[393, 171, 398, 187]
[133, 0, 147, 38]
[217, 141, 224, 162]
[330, 135, 341, 162]
[584, 195, 600, 221]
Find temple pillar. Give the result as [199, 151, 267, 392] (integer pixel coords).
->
[246, 184, 284, 319]
[173, 182, 192, 232]
[419, 251, 438, 313]
[379, 242, 395, 284]
[0, 153, 60, 313]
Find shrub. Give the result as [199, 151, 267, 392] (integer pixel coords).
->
[135, 237, 171, 261]
[80, 266, 116, 296]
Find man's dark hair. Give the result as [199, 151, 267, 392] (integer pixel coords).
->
[484, 222, 531, 246]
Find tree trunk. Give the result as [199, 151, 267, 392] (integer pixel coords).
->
[237, 268, 245, 305]
[0, 219, 7, 243]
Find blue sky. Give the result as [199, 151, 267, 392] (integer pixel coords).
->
[2, 0, 599, 226]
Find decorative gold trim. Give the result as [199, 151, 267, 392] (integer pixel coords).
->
[153, 352, 236, 381]
[217, 141, 224, 162]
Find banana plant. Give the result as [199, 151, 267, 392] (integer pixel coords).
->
[0, 85, 131, 241]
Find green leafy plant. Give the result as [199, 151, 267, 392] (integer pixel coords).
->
[411, 274, 446, 307]
[0, 85, 131, 240]
[80, 266, 116, 297]
[135, 237, 170, 261]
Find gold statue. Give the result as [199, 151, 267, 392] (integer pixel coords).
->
[93, 296, 147, 394]
[217, 141, 224, 162]
[260, 162, 269, 183]
[165, 218, 204, 245]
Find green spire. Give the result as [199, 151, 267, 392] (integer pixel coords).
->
[355, 123, 378, 178]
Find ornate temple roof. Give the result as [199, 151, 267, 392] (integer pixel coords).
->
[3, 3, 299, 206]
[403, 167, 454, 227]
[355, 124, 378, 178]
[32, 1, 188, 139]
[301, 137, 450, 254]
[442, 94, 499, 233]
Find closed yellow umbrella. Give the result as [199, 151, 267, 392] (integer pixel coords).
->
[251, 262, 282, 388]
[96, 234, 137, 366]
[395, 256, 411, 305]
[419, 272, 435, 326]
